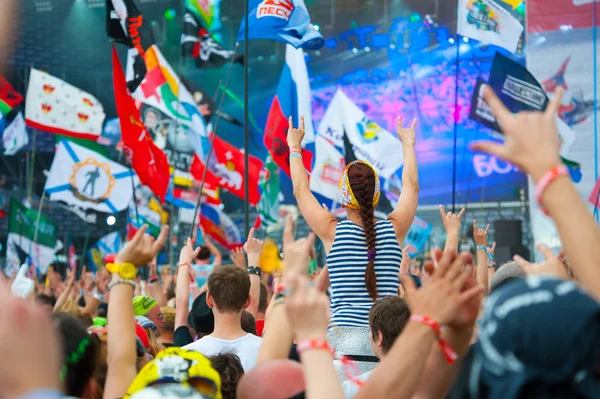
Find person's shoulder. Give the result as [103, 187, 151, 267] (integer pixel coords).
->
[246, 333, 263, 345]
[183, 335, 212, 351]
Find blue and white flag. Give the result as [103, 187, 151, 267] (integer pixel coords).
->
[2, 112, 28, 155]
[237, 0, 324, 50]
[97, 118, 122, 147]
[87, 231, 121, 271]
[44, 140, 134, 213]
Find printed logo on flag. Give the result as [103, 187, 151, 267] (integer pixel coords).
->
[70, 159, 117, 203]
[356, 117, 381, 144]
[214, 153, 243, 190]
[501, 76, 546, 110]
[258, 0, 294, 19]
[466, 0, 500, 33]
[321, 158, 345, 185]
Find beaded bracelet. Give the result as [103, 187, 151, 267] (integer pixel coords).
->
[107, 279, 136, 291]
[476, 245, 494, 263]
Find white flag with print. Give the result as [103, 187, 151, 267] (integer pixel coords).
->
[310, 135, 346, 200]
[44, 140, 133, 213]
[457, 0, 524, 53]
[335, 90, 404, 179]
[2, 112, 28, 155]
[25, 68, 105, 140]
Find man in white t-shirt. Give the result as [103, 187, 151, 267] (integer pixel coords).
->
[342, 296, 411, 398]
[184, 265, 262, 371]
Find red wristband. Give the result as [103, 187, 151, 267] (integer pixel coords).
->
[296, 339, 333, 355]
[410, 314, 458, 364]
[148, 276, 159, 284]
[535, 165, 569, 216]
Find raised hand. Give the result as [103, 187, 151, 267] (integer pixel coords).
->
[439, 206, 465, 235]
[397, 116, 417, 146]
[179, 237, 201, 265]
[285, 275, 330, 341]
[399, 245, 414, 275]
[473, 219, 490, 247]
[116, 225, 169, 267]
[514, 243, 569, 279]
[286, 116, 305, 152]
[401, 251, 483, 326]
[230, 246, 247, 269]
[282, 215, 316, 277]
[471, 86, 563, 181]
[243, 228, 265, 258]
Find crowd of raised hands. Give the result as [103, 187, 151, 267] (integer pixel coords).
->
[0, 84, 599, 399]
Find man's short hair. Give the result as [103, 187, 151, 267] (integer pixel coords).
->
[196, 246, 211, 262]
[258, 283, 268, 313]
[207, 265, 250, 313]
[369, 296, 411, 355]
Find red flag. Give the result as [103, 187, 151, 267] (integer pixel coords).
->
[264, 96, 312, 177]
[112, 47, 170, 201]
[190, 136, 263, 205]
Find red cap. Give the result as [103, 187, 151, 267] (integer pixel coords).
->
[135, 323, 150, 348]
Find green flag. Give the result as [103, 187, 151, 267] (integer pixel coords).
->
[5, 197, 58, 276]
[257, 156, 280, 227]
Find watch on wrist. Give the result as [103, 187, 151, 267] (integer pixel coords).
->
[106, 262, 137, 280]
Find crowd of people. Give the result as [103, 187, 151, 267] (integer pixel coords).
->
[1, 84, 600, 399]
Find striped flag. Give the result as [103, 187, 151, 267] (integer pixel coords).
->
[0, 74, 23, 116]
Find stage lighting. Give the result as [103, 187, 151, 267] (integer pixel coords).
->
[448, 37, 455, 44]
[314, 24, 320, 31]
[364, 46, 371, 52]
[107, 215, 116, 226]
[352, 47, 359, 54]
[164, 8, 176, 20]
[462, 37, 469, 43]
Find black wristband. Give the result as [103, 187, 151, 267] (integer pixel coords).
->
[247, 266, 261, 277]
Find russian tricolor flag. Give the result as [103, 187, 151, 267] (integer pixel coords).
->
[199, 203, 243, 250]
[264, 44, 315, 178]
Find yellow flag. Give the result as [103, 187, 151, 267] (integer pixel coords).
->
[259, 238, 282, 273]
[503, 0, 522, 8]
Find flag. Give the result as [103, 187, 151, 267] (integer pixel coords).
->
[256, 156, 281, 227]
[474, 53, 576, 156]
[97, 118, 122, 147]
[502, 0, 523, 8]
[309, 135, 345, 200]
[181, 11, 243, 69]
[87, 231, 121, 271]
[264, 45, 315, 177]
[402, 217, 432, 254]
[2, 112, 28, 155]
[127, 45, 210, 159]
[68, 240, 77, 271]
[128, 203, 162, 239]
[44, 140, 134, 214]
[113, 47, 170, 201]
[200, 203, 242, 249]
[25, 69, 106, 140]
[185, 0, 222, 31]
[5, 197, 57, 276]
[182, 76, 243, 127]
[457, 0, 524, 53]
[206, 134, 263, 205]
[327, 90, 404, 180]
[0, 74, 23, 116]
[177, 187, 221, 224]
[107, 0, 155, 91]
[237, 0, 324, 50]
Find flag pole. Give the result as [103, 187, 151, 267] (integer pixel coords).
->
[451, 34, 460, 214]
[188, 44, 240, 237]
[128, 167, 140, 224]
[243, 0, 250, 237]
[32, 191, 46, 244]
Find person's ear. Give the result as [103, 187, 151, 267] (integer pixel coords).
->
[206, 292, 214, 309]
[242, 296, 251, 310]
[82, 378, 97, 399]
[377, 330, 384, 348]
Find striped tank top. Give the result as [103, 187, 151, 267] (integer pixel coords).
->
[326, 219, 402, 327]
